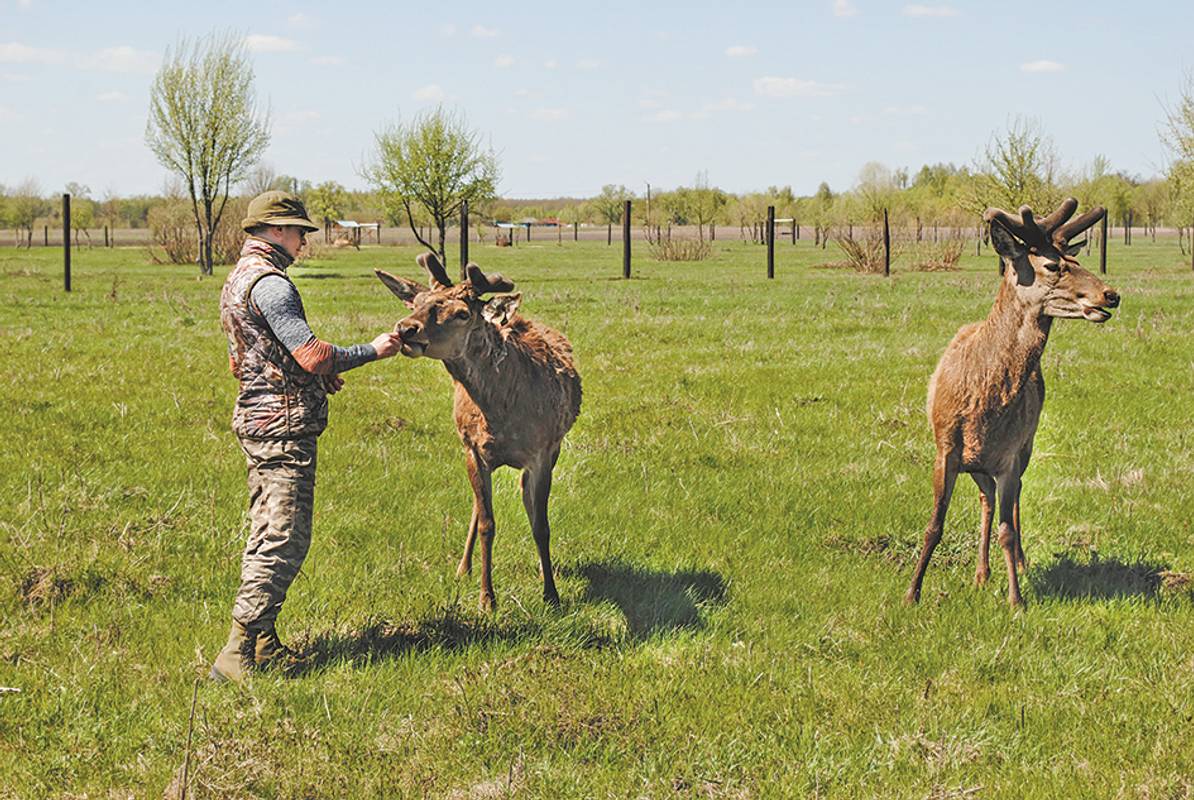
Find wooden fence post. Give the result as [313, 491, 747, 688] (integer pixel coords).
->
[883, 208, 891, 277]
[43, 225, 48, 247]
[622, 200, 632, 279]
[1100, 212, 1108, 275]
[104, 225, 109, 248]
[460, 200, 469, 279]
[63, 194, 71, 292]
[766, 205, 775, 279]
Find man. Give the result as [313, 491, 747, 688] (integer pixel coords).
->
[211, 190, 402, 682]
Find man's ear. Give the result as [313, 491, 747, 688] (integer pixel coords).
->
[989, 219, 1026, 260]
[482, 293, 522, 326]
[374, 269, 425, 309]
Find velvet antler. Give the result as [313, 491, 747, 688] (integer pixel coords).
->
[984, 198, 1105, 250]
[465, 263, 516, 295]
[416, 252, 453, 288]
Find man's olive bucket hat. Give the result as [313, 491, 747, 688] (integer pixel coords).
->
[241, 190, 321, 233]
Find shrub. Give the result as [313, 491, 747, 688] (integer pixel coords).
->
[833, 228, 900, 274]
[908, 239, 963, 272]
[649, 237, 712, 262]
[147, 199, 194, 265]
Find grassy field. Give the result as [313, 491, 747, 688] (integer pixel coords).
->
[1, 235, 1192, 799]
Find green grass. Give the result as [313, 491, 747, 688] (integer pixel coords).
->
[1, 236, 1193, 798]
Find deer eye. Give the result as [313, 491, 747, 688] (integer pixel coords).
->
[1043, 261, 1061, 272]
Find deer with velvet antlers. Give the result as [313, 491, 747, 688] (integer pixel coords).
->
[376, 254, 581, 611]
[905, 198, 1120, 608]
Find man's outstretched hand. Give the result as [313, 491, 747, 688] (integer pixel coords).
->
[371, 331, 403, 359]
[323, 374, 344, 394]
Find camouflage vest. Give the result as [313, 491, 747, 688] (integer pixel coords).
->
[219, 238, 328, 440]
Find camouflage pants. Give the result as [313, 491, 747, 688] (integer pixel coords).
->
[231, 436, 317, 627]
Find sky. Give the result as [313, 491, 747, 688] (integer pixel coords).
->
[0, 0, 1189, 199]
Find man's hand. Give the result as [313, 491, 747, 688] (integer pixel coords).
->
[323, 374, 344, 394]
[371, 331, 404, 359]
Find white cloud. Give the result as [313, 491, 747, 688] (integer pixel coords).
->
[494, 54, 514, 68]
[441, 24, 458, 36]
[96, 90, 127, 103]
[1021, 59, 1065, 73]
[288, 12, 316, 28]
[532, 108, 568, 121]
[703, 97, 754, 113]
[577, 58, 601, 70]
[902, 4, 958, 16]
[882, 104, 927, 115]
[311, 55, 344, 66]
[470, 24, 499, 38]
[0, 105, 21, 120]
[725, 45, 757, 58]
[0, 72, 30, 82]
[244, 34, 299, 53]
[753, 76, 841, 97]
[833, 0, 858, 17]
[413, 83, 445, 102]
[543, 58, 558, 69]
[650, 109, 682, 123]
[90, 46, 158, 73]
[0, 42, 66, 65]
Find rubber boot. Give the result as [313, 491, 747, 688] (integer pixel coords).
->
[254, 622, 293, 670]
[210, 620, 256, 684]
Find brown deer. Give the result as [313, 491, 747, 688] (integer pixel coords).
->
[376, 253, 582, 611]
[905, 198, 1119, 608]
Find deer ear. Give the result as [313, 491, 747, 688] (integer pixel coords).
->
[374, 269, 425, 308]
[1063, 240, 1085, 257]
[989, 219, 1026, 260]
[482, 293, 522, 326]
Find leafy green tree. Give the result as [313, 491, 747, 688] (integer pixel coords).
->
[64, 182, 95, 247]
[9, 178, 45, 248]
[304, 181, 349, 240]
[366, 107, 499, 275]
[590, 184, 633, 245]
[967, 117, 1061, 216]
[146, 31, 270, 274]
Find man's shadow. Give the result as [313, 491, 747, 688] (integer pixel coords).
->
[287, 560, 728, 675]
[1031, 552, 1184, 603]
[286, 611, 536, 677]
[562, 559, 728, 640]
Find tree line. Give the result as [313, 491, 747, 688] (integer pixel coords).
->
[6, 31, 1194, 271]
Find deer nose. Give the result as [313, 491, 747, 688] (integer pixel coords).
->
[1104, 290, 1120, 308]
[398, 319, 423, 338]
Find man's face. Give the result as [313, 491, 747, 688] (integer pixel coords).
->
[276, 226, 307, 258]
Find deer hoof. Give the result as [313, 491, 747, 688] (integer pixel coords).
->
[902, 588, 921, 606]
[544, 587, 561, 607]
[974, 570, 990, 587]
[456, 560, 472, 578]
[479, 592, 497, 613]
[1008, 594, 1027, 610]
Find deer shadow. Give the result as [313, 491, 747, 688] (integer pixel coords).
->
[1030, 552, 1173, 603]
[563, 559, 728, 640]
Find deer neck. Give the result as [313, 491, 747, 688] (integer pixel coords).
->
[982, 275, 1053, 386]
[442, 323, 512, 410]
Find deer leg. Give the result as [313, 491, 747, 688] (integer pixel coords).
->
[996, 472, 1025, 608]
[456, 507, 478, 578]
[972, 473, 996, 587]
[521, 452, 560, 606]
[904, 450, 960, 605]
[464, 449, 497, 612]
[1014, 445, 1032, 571]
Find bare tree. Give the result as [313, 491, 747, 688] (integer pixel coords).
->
[146, 31, 270, 275]
[365, 107, 499, 277]
[591, 185, 633, 245]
